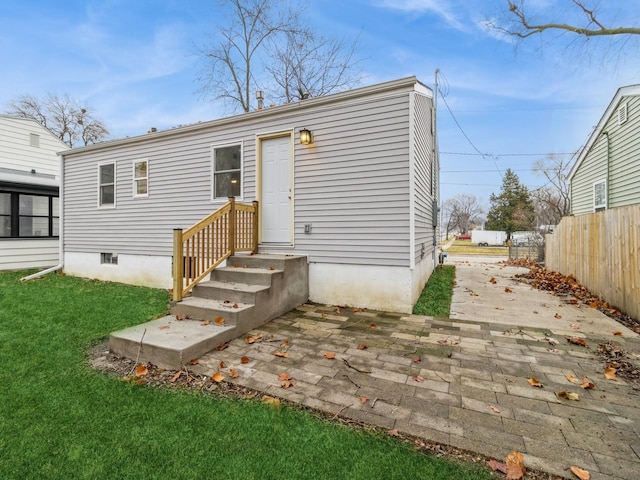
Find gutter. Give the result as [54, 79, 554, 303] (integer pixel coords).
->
[21, 154, 64, 282]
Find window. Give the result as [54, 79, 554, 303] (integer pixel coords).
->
[212, 143, 242, 199]
[618, 103, 628, 125]
[133, 160, 148, 197]
[0, 191, 59, 238]
[99, 163, 115, 207]
[100, 252, 118, 265]
[593, 180, 606, 211]
[30, 133, 40, 147]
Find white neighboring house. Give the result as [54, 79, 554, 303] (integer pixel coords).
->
[0, 116, 66, 270]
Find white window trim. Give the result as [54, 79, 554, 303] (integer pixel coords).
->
[133, 159, 149, 198]
[593, 179, 607, 211]
[211, 141, 243, 202]
[98, 161, 116, 208]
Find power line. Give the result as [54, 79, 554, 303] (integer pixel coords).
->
[440, 151, 575, 157]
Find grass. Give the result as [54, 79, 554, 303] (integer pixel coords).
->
[0, 270, 495, 480]
[413, 265, 456, 317]
[444, 240, 508, 256]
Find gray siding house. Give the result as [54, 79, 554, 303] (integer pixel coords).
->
[569, 84, 640, 214]
[60, 77, 438, 313]
[0, 116, 65, 270]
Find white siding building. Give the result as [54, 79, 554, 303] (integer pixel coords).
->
[0, 116, 65, 270]
[61, 77, 438, 313]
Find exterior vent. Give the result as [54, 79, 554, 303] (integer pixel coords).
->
[618, 103, 628, 125]
[30, 133, 40, 147]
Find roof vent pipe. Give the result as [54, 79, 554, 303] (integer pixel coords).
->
[256, 91, 264, 110]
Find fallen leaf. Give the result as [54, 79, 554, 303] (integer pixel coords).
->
[214, 316, 225, 325]
[413, 356, 421, 363]
[388, 428, 401, 437]
[504, 287, 513, 293]
[413, 375, 424, 383]
[495, 306, 504, 310]
[547, 337, 559, 345]
[489, 277, 497, 284]
[588, 301, 599, 308]
[175, 313, 189, 321]
[334, 307, 341, 314]
[566, 374, 579, 384]
[487, 459, 507, 474]
[189, 359, 199, 365]
[324, 352, 336, 359]
[244, 333, 263, 344]
[490, 405, 501, 413]
[357, 344, 368, 350]
[262, 395, 281, 406]
[229, 369, 239, 378]
[281, 380, 295, 389]
[554, 313, 562, 319]
[214, 342, 229, 351]
[359, 396, 369, 404]
[200, 320, 210, 326]
[159, 325, 170, 330]
[269, 266, 275, 270]
[547, 348, 560, 354]
[170, 371, 182, 383]
[211, 371, 224, 383]
[570, 323, 580, 329]
[240, 356, 250, 364]
[557, 391, 580, 401]
[219, 360, 226, 369]
[569, 298, 579, 304]
[470, 292, 479, 296]
[566, 336, 587, 347]
[527, 377, 543, 388]
[612, 331, 623, 336]
[570, 465, 590, 480]
[275, 351, 289, 358]
[450, 340, 460, 346]
[278, 372, 292, 381]
[580, 377, 595, 389]
[135, 365, 148, 377]
[352, 307, 361, 312]
[369, 323, 377, 329]
[232, 303, 239, 309]
[604, 365, 618, 381]
[505, 450, 525, 480]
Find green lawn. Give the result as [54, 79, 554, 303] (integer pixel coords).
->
[413, 265, 456, 317]
[0, 270, 494, 479]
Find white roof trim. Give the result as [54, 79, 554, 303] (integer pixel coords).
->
[568, 84, 640, 181]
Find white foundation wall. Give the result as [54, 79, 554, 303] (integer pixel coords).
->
[410, 252, 436, 307]
[64, 252, 172, 289]
[309, 262, 417, 313]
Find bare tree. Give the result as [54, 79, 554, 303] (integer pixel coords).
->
[490, 1, 640, 39]
[5, 93, 108, 148]
[530, 154, 571, 227]
[197, 0, 361, 112]
[443, 194, 484, 236]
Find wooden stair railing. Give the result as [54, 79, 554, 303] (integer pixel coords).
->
[172, 197, 258, 302]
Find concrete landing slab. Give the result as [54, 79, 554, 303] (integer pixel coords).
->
[109, 316, 237, 369]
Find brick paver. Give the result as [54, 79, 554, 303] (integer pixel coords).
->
[192, 304, 640, 480]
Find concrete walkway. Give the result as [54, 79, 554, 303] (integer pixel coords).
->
[191, 256, 640, 480]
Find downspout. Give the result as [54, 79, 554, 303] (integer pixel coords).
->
[21, 154, 64, 281]
[602, 131, 610, 208]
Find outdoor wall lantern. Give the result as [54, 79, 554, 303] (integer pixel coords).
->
[299, 128, 313, 145]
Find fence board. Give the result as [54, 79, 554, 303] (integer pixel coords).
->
[545, 204, 640, 321]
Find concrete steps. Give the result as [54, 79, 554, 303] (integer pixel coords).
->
[109, 254, 308, 370]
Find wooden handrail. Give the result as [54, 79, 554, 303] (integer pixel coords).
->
[172, 197, 259, 302]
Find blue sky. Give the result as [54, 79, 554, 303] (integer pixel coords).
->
[1, 0, 639, 209]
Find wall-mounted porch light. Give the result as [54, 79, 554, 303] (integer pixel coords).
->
[299, 128, 313, 145]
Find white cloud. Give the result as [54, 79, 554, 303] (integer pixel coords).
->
[374, 0, 465, 30]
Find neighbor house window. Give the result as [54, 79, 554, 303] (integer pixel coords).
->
[100, 252, 118, 265]
[0, 191, 59, 238]
[99, 162, 115, 207]
[593, 180, 606, 211]
[212, 143, 242, 200]
[133, 160, 148, 197]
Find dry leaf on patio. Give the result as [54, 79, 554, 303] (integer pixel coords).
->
[244, 333, 263, 344]
[505, 450, 525, 480]
[159, 325, 170, 330]
[324, 352, 336, 359]
[214, 316, 225, 325]
[135, 365, 148, 377]
[495, 307, 504, 310]
[566, 374, 579, 384]
[281, 380, 295, 389]
[240, 356, 250, 364]
[262, 395, 281, 406]
[489, 277, 497, 284]
[547, 337, 559, 346]
[487, 459, 507, 474]
[360, 396, 369, 404]
[504, 287, 513, 293]
[588, 301, 599, 308]
[334, 307, 341, 314]
[232, 303, 239, 309]
[604, 365, 618, 381]
[358, 344, 368, 350]
[437, 339, 449, 345]
[175, 313, 189, 321]
[547, 348, 560, 354]
[229, 369, 239, 378]
[211, 371, 224, 383]
[412, 375, 425, 383]
[200, 320, 210, 326]
[566, 336, 587, 347]
[554, 313, 562, 319]
[388, 428, 401, 437]
[170, 371, 182, 383]
[490, 405, 501, 413]
[214, 342, 229, 351]
[470, 292, 479, 296]
[570, 323, 580, 329]
[278, 372, 292, 381]
[413, 356, 421, 363]
[580, 377, 595, 389]
[353, 307, 361, 312]
[369, 323, 377, 329]
[570, 465, 590, 480]
[527, 377, 543, 388]
[557, 391, 580, 401]
[275, 351, 289, 358]
[189, 359, 199, 365]
[612, 331, 623, 336]
[219, 360, 226, 369]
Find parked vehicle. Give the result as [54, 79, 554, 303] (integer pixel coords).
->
[456, 233, 471, 240]
[471, 230, 506, 247]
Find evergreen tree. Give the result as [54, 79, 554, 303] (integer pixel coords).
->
[485, 169, 535, 238]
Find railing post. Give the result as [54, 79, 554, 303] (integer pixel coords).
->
[252, 200, 259, 254]
[228, 196, 236, 256]
[173, 228, 184, 302]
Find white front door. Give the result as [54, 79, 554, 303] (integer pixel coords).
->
[261, 136, 292, 244]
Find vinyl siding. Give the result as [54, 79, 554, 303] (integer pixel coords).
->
[63, 78, 426, 268]
[572, 94, 640, 214]
[0, 239, 58, 270]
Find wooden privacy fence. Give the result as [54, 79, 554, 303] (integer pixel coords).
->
[172, 197, 258, 302]
[545, 204, 640, 321]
